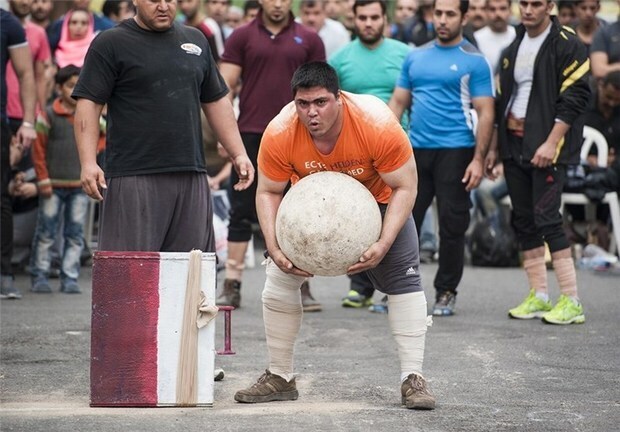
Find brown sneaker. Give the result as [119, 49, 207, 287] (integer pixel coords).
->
[401, 373, 436, 410]
[234, 370, 299, 403]
[217, 279, 241, 308]
[301, 281, 322, 312]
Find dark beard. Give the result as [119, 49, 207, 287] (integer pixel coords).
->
[356, 30, 382, 46]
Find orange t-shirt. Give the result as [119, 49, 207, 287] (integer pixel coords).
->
[258, 91, 413, 204]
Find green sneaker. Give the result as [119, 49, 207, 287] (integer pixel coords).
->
[508, 289, 552, 319]
[542, 295, 585, 325]
[341, 290, 373, 308]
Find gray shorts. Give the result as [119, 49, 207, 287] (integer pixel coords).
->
[366, 204, 422, 295]
[98, 172, 215, 252]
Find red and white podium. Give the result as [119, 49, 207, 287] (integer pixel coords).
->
[90, 252, 217, 407]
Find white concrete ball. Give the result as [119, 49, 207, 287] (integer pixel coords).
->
[275, 171, 382, 276]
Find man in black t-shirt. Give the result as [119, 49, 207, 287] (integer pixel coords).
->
[1, 9, 36, 300]
[73, 0, 254, 253]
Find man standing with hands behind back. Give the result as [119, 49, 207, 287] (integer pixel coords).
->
[73, 0, 254, 254]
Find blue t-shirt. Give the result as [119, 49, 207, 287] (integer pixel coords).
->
[396, 39, 493, 149]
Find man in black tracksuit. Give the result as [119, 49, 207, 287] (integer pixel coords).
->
[492, 0, 590, 325]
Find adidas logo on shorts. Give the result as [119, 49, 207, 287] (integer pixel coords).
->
[406, 267, 417, 276]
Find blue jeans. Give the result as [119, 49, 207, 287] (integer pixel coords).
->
[419, 208, 437, 252]
[30, 188, 89, 282]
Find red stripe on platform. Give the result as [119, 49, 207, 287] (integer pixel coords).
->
[90, 252, 161, 407]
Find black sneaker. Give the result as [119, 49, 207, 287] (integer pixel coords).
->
[301, 281, 321, 312]
[401, 373, 436, 410]
[214, 368, 225, 381]
[217, 279, 241, 308]
[234, 370, 299, 403]
[432, 291, 456, 316]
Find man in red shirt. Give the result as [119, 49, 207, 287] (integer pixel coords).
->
[217, 0, 325, 311]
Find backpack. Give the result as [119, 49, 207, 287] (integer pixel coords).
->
[469, 211, 520, 267]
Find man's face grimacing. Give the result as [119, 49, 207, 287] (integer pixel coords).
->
[295, 87, 342, 140]
[433, 0, 464, 45]
[134, 0, 177, 31]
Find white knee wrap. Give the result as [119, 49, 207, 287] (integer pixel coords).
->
[387, 291, 430, 381]
[261, 259, 306, 381]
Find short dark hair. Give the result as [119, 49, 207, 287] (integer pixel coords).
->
[486, 0, 510, 7]
[556, 0, 573, 10]
[291, 62, 340, 97]
[102, 0, 133, 19]
[55, 65, 81, 85]
[353, 0, 387, 15]
[602, 71, 620, 89]
[433, 0, 469, 16]
[300, 0, 324, 10]
[244, 0, 260, 15]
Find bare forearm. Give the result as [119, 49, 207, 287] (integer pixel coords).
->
[380, 185, 416, 249]
[19, 68, 36, 124]
[203, 98, 245, 159]
[474, 111, 494, 161]
[388, 100, 405, 120]
[256, 190, 283, 255]
[547, 120, 571, 145]
[74, 99, 104, 167]
[590, 53, 620, 79]
[34, 61, 50, 112]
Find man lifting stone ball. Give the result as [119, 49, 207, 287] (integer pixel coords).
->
[234, 62, 435, 410]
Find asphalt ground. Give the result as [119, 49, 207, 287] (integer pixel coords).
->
[1, 247, 619, 432]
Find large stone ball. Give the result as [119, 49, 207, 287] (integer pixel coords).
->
[275, 171, 382, 276]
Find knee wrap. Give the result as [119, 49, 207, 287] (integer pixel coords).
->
[387, 291, 430, 381]
[261, 259, 305, 379]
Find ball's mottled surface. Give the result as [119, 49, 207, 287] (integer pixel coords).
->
[275, 171, 382, 276]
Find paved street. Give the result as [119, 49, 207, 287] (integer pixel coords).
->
[1, 247, 619, 432]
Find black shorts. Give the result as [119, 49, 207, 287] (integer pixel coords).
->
[99, 172, 215, 252]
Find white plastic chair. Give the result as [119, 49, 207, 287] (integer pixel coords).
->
[561, 125, 620, 256]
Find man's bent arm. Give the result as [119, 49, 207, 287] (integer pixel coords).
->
[74, 98, 106, 200]
[462, 96, 494, 191]
[348, 155, 417, 274]
[590, 52, 620, 80]
[256, 171, 312, 277]
[10, 45, 36, 148]
[218, 62, 242, 102]
[472, 96, 494, 162]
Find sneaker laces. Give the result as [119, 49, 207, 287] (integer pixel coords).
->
[407, 374, 430, 394]
[253, 371, 271, 387]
